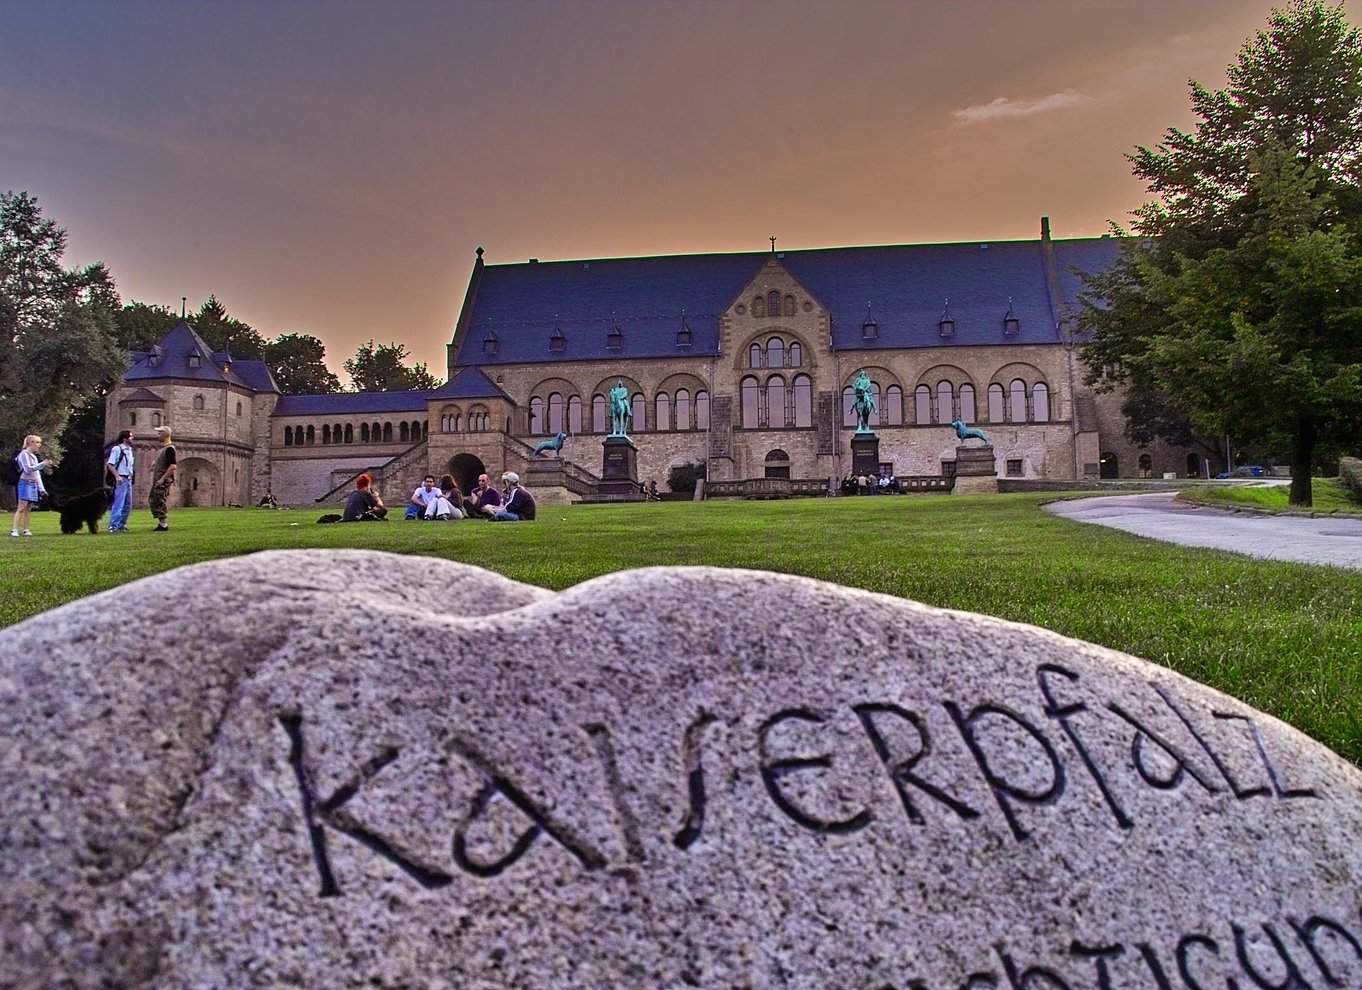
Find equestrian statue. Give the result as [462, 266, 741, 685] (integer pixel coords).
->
[608, 381, 632, 438]
[852, 369, 878, 434]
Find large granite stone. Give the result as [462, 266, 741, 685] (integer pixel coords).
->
[2, 550, 1361, 989]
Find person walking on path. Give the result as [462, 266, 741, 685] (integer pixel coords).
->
[11, 435, 53, 537]
[104, 430, 135, 532]
[149, 426, 178, 532]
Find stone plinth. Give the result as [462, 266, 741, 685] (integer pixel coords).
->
[593, 435, 645, 501]
[952, 443, 998, 494]
[850, 432, 880, 476]
[5, 551, 1362, 988]
[522, 460, 575, 506]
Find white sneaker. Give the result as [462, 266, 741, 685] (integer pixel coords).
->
[21, 530, 33, 537]
[8, 531, 17, 538]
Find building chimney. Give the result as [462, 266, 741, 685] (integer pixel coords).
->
[1040, 216, 1051, 241]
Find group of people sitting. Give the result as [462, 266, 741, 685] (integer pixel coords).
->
[341, 471, 536, 523]
[840, 472, 903, 496]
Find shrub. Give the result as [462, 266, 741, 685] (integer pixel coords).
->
[667, 461, 706, 494]
[1339, 457, 1362, 504]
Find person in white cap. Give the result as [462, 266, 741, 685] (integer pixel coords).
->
[483, 472, 536, 521]
[149, 426, 177, 532]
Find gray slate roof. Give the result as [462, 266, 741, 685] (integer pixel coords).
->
[124, 321, 265, 389]
[450, 236, 1122, 367]
[429, 366, 512, 402]
[273, 390, 434, 417]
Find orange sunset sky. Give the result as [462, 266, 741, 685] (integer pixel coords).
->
[2, 0, 1283, 378]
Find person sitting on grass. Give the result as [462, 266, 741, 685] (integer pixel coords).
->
[341, 473, 387, 522]
[405, 475, 439, 519]
[257, 489, 278, 509]
[424, 474, 464, 520]
[464, 472, 502, 515]
[483, 472, 536, 522]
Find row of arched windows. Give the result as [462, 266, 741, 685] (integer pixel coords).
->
[528, 390, 713, 434]
[283, 420, 429, 446]
[740, 375, 815, 429]
[438, 407, 492, 433]
[748, 337, 803, 369]
[751, 291, 797, 318]
[832, 379, 1050, 428]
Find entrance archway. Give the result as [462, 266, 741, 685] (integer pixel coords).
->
[1099, 452, 1119, 479]
[179, 457, 222, 506]
[1186, 452, 1201, 478]
[448, 452, 486, 497]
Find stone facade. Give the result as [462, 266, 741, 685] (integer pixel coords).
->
[106, 230, 1210, 506]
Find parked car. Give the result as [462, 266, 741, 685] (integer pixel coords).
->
[1214, 465, 1266, 479]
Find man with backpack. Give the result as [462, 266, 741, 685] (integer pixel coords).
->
[104, 430, 135, 533]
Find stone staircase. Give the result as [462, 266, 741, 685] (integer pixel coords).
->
[313, 438, 429, 504]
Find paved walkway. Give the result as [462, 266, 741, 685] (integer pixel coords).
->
[1043, 492, 1362, 571]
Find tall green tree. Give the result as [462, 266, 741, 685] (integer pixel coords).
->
[0, 191, 124, 485]
[265, 333, 342, 395]
[193, 294, 266, 359]
[1082, 0, 1362, 505]
[343, 340, 440, 392]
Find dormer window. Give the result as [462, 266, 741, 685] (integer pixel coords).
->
[606, 319, 623, 350]
[482, 332, 499, 355]
[676, 312, 692, 347]
[939, 299, 955, 337]
[549, 326, 566, 353]
[1003, 298, 1020, 335]
[188, 354, 201, 368]
[861, 304, 879, 340]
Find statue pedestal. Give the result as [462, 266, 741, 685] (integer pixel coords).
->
[850, 433, 880, 477]
[952, 444, 998, 495]
[593, 435, 645, 501]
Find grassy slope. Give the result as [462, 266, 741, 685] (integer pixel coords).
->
[5, 493, 1360, 762]
[1180, 478, 1360, 513]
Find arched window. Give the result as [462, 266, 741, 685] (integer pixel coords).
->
[788, 342, 801, 367]
[960, 384, 977, 424]
[675, 389, 691, 430]
[767, 375, 786, 429]
[1009, 379, 1027, 423]
[399, 422, 410, 442]
[383, 422, 392, 442]
[568, 395, 582, 433]
[323, 424, 332, 444]
[885, 385, 903, 426]
[741, 376, 760, 428]
[631, 392, 645, 431]
[988, 384, 1005, 423]
[783, 294, 796, 317]
[371, 421, 380, 441]
[768, 290, 781, 316]
[767, 337, 784, 370]
[151, 412, 162, 428]
[793, 375, 812, 428]
[452, 412, 461, 432]
[749, 342, 763, 369]
[422, 421, 428, 438]
[696, 390, 710, 430]
[529, 396, 545, 435]
[1032, 383, 1049, 422]
[361, 423, 370, 442]
[656, 392, 671, 431]
[284, 426, 293, 446]
[592, 394, 606, 433]
[333, 423, 342, 443]
[764, 448, 791, 479]
[130, 412, 137, 427]
[752, 295, 766, 318]
[236, 401, 242, 417]
[936, 381, 954, 425]
[344, 424, 353, 444]
[193, 394, 205, 411]
[842, 386, 857, 427]
[548, 393, 564, 434]
[306, 424, 315, 444]
[915, 385, 931, 425]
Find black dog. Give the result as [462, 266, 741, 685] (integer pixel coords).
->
[57, 487, 114, 534]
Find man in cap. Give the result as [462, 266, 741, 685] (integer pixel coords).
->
[483, 471, 536, 522]
[149, 426, 177, 532]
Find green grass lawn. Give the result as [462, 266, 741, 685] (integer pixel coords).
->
[5, 493, 1360, 764]
[1179, 478, 1361, 513]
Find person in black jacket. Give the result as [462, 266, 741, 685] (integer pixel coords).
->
[484, 472, 536, 521]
